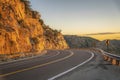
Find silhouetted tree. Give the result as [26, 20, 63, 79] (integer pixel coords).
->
[32, 11, 41, 19]
[39, 19, 44, 25]
[21, 0, 32, 14]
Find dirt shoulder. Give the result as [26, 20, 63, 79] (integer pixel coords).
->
[57, 50, 120, 80]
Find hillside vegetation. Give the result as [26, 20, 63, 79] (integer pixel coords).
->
[97, 40, 120, 55]
[64, 35, 120, 55]
[64, 35, 99, 48]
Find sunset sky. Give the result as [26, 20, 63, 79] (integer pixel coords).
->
[30, 0, 120, 40]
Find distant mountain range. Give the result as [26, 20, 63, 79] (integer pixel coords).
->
[97, 39, 120, 55]
[64, 35, 99, 48]
[64, 35, 120, 55]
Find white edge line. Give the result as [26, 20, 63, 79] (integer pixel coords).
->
[48, 51, 94, 80]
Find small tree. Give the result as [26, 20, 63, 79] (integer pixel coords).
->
[39, 19, 44, 25]
[21, 0, 32, 14]
[31, 11, 41, 19]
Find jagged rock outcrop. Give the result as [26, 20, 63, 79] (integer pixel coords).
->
[0, 0, 68, 55]
[43, 25, 68, 49]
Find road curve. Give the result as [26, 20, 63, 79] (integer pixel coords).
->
[0, 50, 93, 80]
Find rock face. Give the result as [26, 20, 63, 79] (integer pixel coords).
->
[43, 25, 68, 49]
[0, 0, 68, 54]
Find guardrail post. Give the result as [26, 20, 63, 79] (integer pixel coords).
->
[104, 55, 108, 61]
[99, 49, 120, 66]
[108, 57, 112, 62]
[112, 59, 117, 65]
[119, 61, 120, 66]
[116, 60, 119, 65]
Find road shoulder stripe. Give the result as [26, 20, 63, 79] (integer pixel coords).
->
[0, 51, 74, 77]
[48, 51, 94, 80]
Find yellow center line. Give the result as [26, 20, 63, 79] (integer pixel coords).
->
[0, 51, 74, 77]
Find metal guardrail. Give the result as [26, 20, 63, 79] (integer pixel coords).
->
[104, 52, 120, 60]
[97, 48, 120, 66]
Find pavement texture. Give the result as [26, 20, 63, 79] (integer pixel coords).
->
[57, 50, 120, 80]
[0, 50, 92, 80]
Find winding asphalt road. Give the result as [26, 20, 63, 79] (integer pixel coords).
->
[0, 50, 93, 80]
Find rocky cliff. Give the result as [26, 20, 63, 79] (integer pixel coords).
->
[0, 0, 68, 55]
[43, 25, 68, 49]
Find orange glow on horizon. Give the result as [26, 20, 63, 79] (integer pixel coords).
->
[83, 34, 120, 41]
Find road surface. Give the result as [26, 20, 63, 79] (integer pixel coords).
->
[57, 49, 120, 80]
[0, 50, 93, 80]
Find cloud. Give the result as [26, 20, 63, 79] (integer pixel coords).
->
[85, 32, 120, 36]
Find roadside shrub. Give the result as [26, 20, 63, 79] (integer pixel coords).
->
[32, 11, 41, 19]
[20, 0, 33, 15]
[18, 19, 24, 24]
[18, 19, 28, 28]
[30, 37, 39, 44]
[39, 19, 44, 25]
